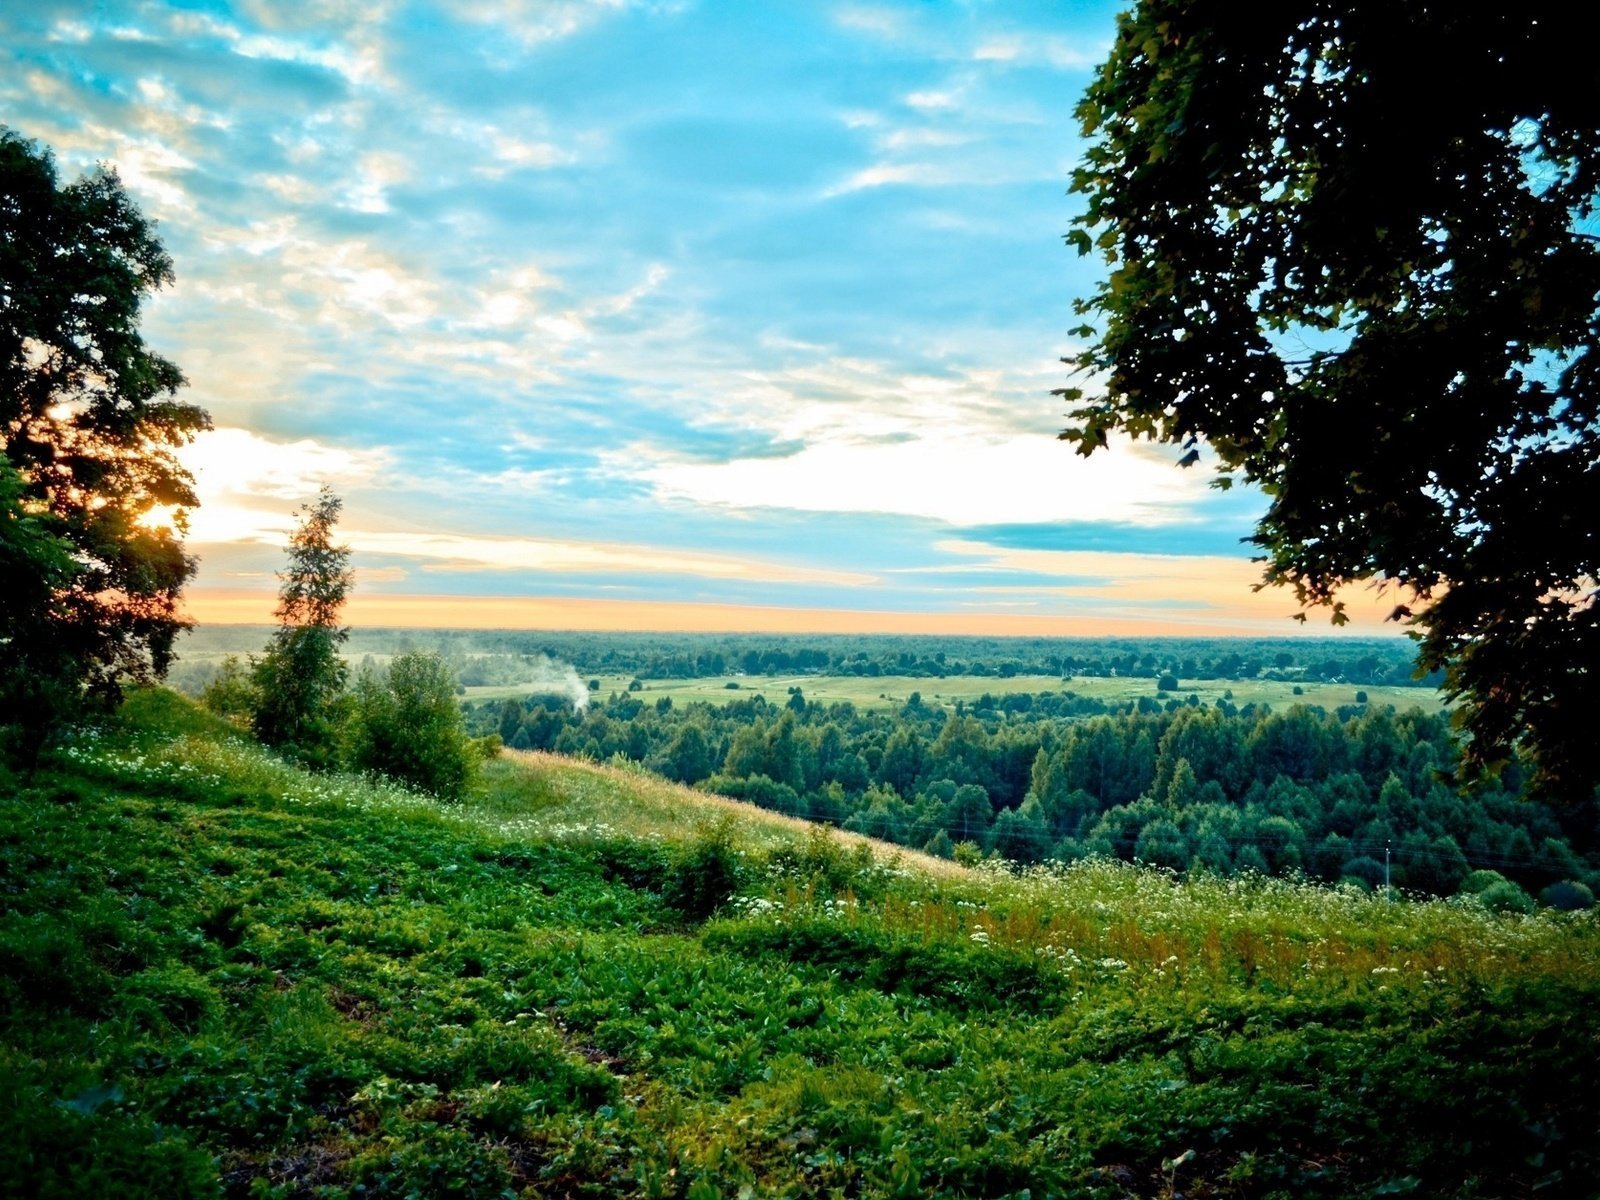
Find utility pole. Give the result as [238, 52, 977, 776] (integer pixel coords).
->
[1384, 840, 1392, 900]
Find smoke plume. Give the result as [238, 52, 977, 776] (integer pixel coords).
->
[520, 655, 590, 711]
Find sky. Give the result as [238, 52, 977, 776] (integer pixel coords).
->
[3, 0, 1405, 636]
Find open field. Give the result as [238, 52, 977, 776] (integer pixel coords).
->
[465, 672, 1446, 713]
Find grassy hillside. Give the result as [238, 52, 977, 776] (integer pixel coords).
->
[3, 690, 1597, 1199]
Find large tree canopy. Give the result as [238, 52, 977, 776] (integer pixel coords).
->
[1060, 2, 1600, 799]
[0, 127, 209, 738]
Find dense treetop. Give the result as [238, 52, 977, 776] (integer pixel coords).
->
[1, 127, 208, 750]
[1060, 3, 1600, 799]
[468, 685, 1598, 904]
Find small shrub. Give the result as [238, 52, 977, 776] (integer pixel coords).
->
[662, 819, 747, 920]
[590, 838, 672, 893]
[0, 1099, 216, 1199]
[771, 825, 874, 896]
[199, 655, 257, 725]
[122, 964, 220, 1033]
[952, 840, 984, 868]
[1340, 856, 1386, 889]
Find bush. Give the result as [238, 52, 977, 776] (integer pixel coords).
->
[1476, 878, 1536, 915]
[349, 1125, 512, 1200]
[662, 819, 747, 920]
[951, 840, 984, 868]
[1540, 880, 1596, 911]
[1460, 869, 1509, 895]
[198, 655, 256, 725]
[346, 652, 475, 800]
[770, 825, 879, 897]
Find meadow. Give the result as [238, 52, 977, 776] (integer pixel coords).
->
[4, 689, 1596, 1198]
[465, 673, 1440, 714]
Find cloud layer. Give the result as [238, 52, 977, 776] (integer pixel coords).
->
[2, 1, 1393, 635]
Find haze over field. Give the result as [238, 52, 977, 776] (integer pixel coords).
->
[3, 1, 1402, 634]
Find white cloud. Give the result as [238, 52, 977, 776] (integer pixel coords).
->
[972, 34, 1101, 69]
[643, 431, 1209, 527]
[175, 427, 393, 542]
[172, 431, 872, 588]
[168, 7, 392, 87]
[827, 162, 944, 194]
[834, 6, 912, 41]
[351, 530, 874, 585]
[103, 137, 199, 215]
[343, 150, 412, 213]
[454, 0, 630, 51]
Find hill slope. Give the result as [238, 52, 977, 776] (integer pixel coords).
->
[3, 690, 1598, 1199]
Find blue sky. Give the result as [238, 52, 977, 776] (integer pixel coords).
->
[2, 1, 1400, 634]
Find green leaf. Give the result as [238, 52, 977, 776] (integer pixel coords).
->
[59, 1084, 124, 1116]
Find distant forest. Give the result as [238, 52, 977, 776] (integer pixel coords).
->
[175, 629, 1439, 690]
[463, 681, 1593, 909]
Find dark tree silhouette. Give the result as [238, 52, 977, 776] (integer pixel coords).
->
[1060, 3, 1600, 798]
[1, 128, 209, 751]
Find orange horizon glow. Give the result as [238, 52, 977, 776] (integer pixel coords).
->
[181, 587, 1411, 638]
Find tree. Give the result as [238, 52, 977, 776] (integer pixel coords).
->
[251, 487, 351, 764]
[347, 651, 475, 800]
[1061, 4, 1600, 799]
[0, 461, 78, 755]
[1, 128, 210, 748]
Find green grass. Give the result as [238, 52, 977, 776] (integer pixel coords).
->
[465, 673, 1442, 713]
[2, 689, 1593, 1199]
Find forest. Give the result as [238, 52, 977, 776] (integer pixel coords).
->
[460, 658, 1596, 910]
[171, 628, 1438, 693]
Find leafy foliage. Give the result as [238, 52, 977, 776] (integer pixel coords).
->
[346, 650, 477, 799]
[0, 128, 209, 754]
[1060, 3, 1600, 798]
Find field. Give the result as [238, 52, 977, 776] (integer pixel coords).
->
[4, 689, 1593, 1199]
[465, 672, 1443, 713]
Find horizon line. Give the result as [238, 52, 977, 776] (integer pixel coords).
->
[181, 588, 1413, 639]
